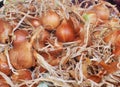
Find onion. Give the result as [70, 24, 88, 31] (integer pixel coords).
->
[83, 11, 98, 25]
[56, 19, 75, 42]
[33, 30, 50, 50]
[38, 30, 50, 43]
[11, 69, 32, 83]
[41, 10, 60, 30]
[0, 19, 12, 43]
[94, 4, 110, 20]
[9, 42, 35, 69]
[27, 17, 41, 28]
[0, 53, 11, 75]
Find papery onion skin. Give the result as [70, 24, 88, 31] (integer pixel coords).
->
[0, 19, 12, 43]
[56, 19, 75, 42]
[41, 10, 60, 30]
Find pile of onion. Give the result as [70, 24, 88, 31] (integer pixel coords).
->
[0, 0, 119, 87]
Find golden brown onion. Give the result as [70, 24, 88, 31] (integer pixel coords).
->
[0, 53, 11, 75]
[95, 4, 110, 20]
[0, 19, 12, 43]
[41, 10, 60, 30]
[9, 42, 35, 69]
[27, 18, 41, 28]
[56, 19, 75, 42]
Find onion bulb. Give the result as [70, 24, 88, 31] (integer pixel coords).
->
[83, 11, 98, 24]
[56, 19, 75, 42]
[38, 30, 50, 43]
[27, 18, 41, 28]
[94, 4, 110, 20]
[33, 30, 50, 50]
[41, 10, 60, 30]
[9, 42, 35, 69]
[0, 53, 11, 75]
[0, 19, 12, 43]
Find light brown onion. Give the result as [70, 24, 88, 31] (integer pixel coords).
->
[9, 42, 35, 69]
[0, 53, 11, 75]
[27, 18, 41, 28]
[33, 30, 50, 50]
[95, 4, 110, 20]
[0, 19, 12, 43]
[41, 10, 60, 30]
[85, 11, 98, 24]
[56, 19, 75, 42]
[39, 30, 50, 43]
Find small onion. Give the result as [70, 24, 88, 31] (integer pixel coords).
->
[33, 30, 50, 50]
[0, 19, 12, 43]
[0, 53, 11, 75]
[83, 11, 98, 24]
[39, 30, 50, 43]
[27, 18, 41, 28]
[9, 42, 35, 69]
[41, 10, 60, 30]
[56, 19, 75, 42]
[94, 4, 110, 20]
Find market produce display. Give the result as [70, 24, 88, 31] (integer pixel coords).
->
[0, 0, 119, 87]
